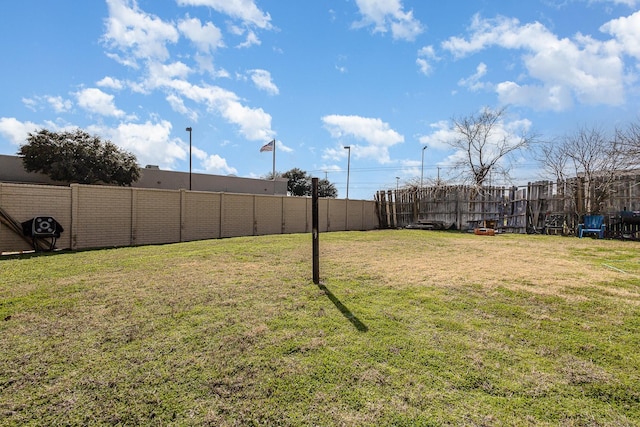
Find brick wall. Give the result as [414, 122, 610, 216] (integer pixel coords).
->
[0, 184, 72, 252]
[0, 183, 379, 253]
[283, 197, 309, 233]
[72, 185, 132, 249]
[134, 189, 181, 246]
[182, 191, 221, 241]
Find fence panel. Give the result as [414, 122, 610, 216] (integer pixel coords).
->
[73, 185, 132, 250]
[182, 191, 221, 241]
[1, 183, 379, 254]
[327, 199, 347, 231]
[221, 193, 254, 238]
[283, 197, 308, 234]
[378, 174, 640, 235]
[255, 195, 283, 235]
[134, 188, 181, 246]
[0, 184, 72, 252]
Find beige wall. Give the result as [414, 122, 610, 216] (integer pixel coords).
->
[0, 154, 288, 196]
[72, 185, 133, 249]
[1, 183, 379, 253]
[0, 184, 72, 251]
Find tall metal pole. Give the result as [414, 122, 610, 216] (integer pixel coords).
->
[272, 139, 276, 180]
[396, 176, 400, 193]
[186, 127, 192, 190]
[344, 145, 351, 199]
[421, 145, 427, 188]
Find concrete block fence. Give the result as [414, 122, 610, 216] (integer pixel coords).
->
[0, 183, 378, 253]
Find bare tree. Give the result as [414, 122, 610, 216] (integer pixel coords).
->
[446, 107, 534, 187]
[538, 137, 570, 183]
[538, 126, 626, 215]
[615, 120, 640, 169]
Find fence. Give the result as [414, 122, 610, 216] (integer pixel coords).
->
[0, 183, 378, 253]
[376, 173, 640, 237]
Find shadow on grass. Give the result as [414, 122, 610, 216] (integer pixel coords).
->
[317, 282, 368, 332]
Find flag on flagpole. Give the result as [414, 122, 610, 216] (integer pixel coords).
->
[260, 140, 274, 152]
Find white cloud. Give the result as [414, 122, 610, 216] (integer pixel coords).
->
[46, 96, 73, 113]
[322, 114, 404, 163]
[353, 0, 424, 41]
[441, 14, 629, 110]
[21, 98, 38, 112]
[276, 140, 294, 153]
[418, 120, 459, 151]
[248, 69, 279, 95]
[145, 61, 192, 90]
[103, 0, 179, 64]
[221, 99, 274, 141]
[20, 96, 73, 113]
[164, 81, 274, 141]
[237, 30, 261, 48]
[496, 81, 573, 111]
[600, 10, 640, 59]
[418, 113, 533, 165]
[416, 45, 437, 75]
[591, 0, 639, 7]
[99, 1, 275, 143]
[100, 120, 187, 169]
[193, 53, 230, 77]
[176, 0, 272, 29]
[166, 94, 199, 122]
[200, 153, 238, 175]
[458, 62, 489, 91]
[97, 76, 125, 90]
[75, 88, 126, 118]
[0, 118, 44, 146]
[178, 16, 224, 53]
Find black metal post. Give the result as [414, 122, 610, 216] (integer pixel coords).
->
[312, 177, 319, 284]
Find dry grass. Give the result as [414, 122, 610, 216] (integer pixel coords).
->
[1, 230, 639, 426]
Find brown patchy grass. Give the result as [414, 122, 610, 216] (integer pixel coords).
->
[325, 231, 639, 301]
[1, 230, 639, 426]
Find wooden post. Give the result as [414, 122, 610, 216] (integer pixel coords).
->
[389, 190, 396, 228]
[312, 178, 319, 284]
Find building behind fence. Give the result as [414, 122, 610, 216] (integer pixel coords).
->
[0, 183, 378, 254]
[376, 173, 640, 237]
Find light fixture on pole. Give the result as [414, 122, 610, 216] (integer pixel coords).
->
[344, 145, 351, 199]
[185, 127, 192, 190]
[421, 145, 427, 188]
[396, 176, 400, 193]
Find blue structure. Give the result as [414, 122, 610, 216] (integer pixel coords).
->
[578, 215, 605, 238]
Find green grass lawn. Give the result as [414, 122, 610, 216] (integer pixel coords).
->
[1, 230, 639, 426]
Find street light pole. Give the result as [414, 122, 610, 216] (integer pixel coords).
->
[185, 127, 192, 190]
[344, 145, 351, 199]
[421, 145, 427, 188]
[396, 176, 400, 193]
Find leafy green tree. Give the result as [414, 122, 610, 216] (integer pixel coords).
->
[282, 168, 311, 196]
[18, 129, 140, 186]
[271, 168, 338, 197]
[317, 178, 338, 198]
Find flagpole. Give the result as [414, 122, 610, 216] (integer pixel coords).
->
[272, 139, 276, 180]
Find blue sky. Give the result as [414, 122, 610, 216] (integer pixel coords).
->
[1, 0, 639, 199]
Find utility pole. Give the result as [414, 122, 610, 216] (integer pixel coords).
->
[344, 146, 351, 199]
